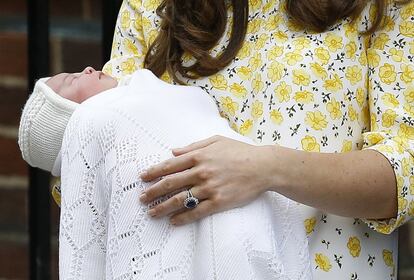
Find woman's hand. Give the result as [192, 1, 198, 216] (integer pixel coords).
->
[139, 135, 276, 226]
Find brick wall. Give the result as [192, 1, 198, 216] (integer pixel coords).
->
[1, 1, 414, 279]
[0, 0, 102, 279]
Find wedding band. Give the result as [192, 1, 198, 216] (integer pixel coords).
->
[183, 188, 199, 209]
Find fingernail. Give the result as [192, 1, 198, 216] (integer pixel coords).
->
[139, 193, 147, 203]
[140, 171, 148, 178]
[148, 209, 156, 217]
[170, 218, 176, 225]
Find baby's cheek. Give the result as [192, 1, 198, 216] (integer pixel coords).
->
[59, 87, 82, 103]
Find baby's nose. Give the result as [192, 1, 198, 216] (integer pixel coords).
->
[83, 66, 95, 74]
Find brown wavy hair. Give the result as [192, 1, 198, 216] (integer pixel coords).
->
[144, 0, 411, 83]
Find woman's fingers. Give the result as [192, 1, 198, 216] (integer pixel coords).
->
[140, 152, 196, 182]
[172, 135, 222, 156]
[140, 168, 199, 203]
[147, 186, 207, 218]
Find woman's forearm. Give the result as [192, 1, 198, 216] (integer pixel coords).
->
[265, 145, 398, 219]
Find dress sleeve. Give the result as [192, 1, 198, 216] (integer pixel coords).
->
[102, 0, 149, 80]
[361, 2, 414, 234]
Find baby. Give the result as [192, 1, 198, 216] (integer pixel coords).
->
[45, 66, 118, 103]
[18, 66, 128, 176]
[18, 68, 311, 280]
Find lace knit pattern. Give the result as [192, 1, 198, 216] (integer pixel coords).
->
[59, 72, 311, 279]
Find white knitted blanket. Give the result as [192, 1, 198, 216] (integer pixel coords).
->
[59, 70, 311, 279]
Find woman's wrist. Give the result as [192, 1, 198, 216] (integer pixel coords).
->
[256, 144, 288, 193]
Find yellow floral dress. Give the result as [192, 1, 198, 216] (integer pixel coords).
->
[103, 0, 414, 278]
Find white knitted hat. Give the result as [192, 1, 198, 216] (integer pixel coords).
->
[18, 78, 78, 173]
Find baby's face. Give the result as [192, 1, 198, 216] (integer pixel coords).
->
[46, 66, 118, 103]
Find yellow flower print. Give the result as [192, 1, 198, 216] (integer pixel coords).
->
[255, 34, 269, 50]
[220, 96, 239, 116]
[129, 0, 141, 9]
[359, 51, 368, 66]
[248, 18, 262, 34]
[324, 73, 343, 92]
[367, 49, 381, 67]
[141, 15, 152, 31]
[383, 15, 396, 32]
[210, 74, 228, 91]
[315, 47, 331, 65]
[293, 69, 310, 86]
[372, 33, 390, 50]
[345, 65, 362, 85]
[125, 38, 139, 55]
[400, 20, 414, 38]
[262, 0, 275, 13]
[239, 119, 253, 136]
[389, 48, 404, 62]
[326, 98, 341, 120]
[315, 253, 332, 272]
[324, 33, 343, 52]
[310, 63, 328, 80]
[284, 51, 303, 66]
[370, 113, 379, 131]
[267, 46, 284, 61]
[408, 201, 414, 217]
[121, 10, 131, 29]
[376, 224, 393, 234]
[237, 42, 252, 60]
[410, 176, 414, 195]
[268, 61, 285, 82]
[366, 133, 384, 145]
[404, 104, 414, 117]
[143, 0, 160, 10]
[404, 87, 414, 103]
[345, 41, 357, 59]
[344, 22, 358, 38]
[249, 53, 262, 71]
[251, 100, 264, 119]
[401, 2, 414, 20]
[379, 63, 397, 85]
[121, 58, 137, 74]
[377, 144, 394, 154]
[274, 30, 288, 43]
[382, 109, 397, 128]
[356, 88, 365, 108]
[293, 37, 311, 51]
[381, 93, 400, 108]
[294, 90, 314, 104]
[398, 123, 414, 140]
[410, 41, 414, 55]
[248, 0, 261, 11]
[304, 217, 317, 235]
[347, 237, 361, 257]
[230, 83, 248, 99]
[265, 14, 282, 31]
[348, 105, 358, 121]
[302, 135, 320, 152]
[147, 29, 158, 46]
[306, 111, 328, 130]
[236, 66, 253, 80]
[252, 74, 264, 93]
[270, 110, 284, 125]
[402, 157, 411, 177]
[383, 249, 394, 267]
[342, 140, 353, 153]
[401, 64, 414, 84]
[275, 81, 292, 102]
